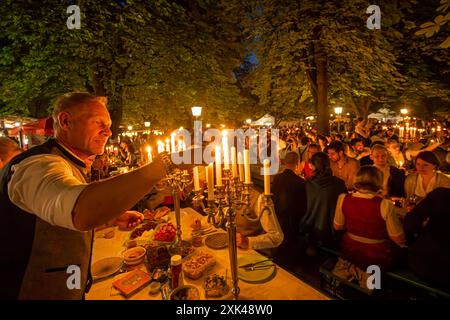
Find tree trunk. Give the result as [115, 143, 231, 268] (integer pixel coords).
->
[313, 27, 329, 135]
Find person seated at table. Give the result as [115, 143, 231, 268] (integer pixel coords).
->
[326, 141, 359, 190]
[404, 188, 450, 287]
[299, 152, 347, 256]
[386, 139, 406, 169]
[0, 137, 22, 169]
[270, 152, 306, 266]
[370, 144, 405, 198]
[235, 188, 284, 252]
[298, 143, 320, 180]
[333, 166, 406, 270]
[404, 151, 450, 204]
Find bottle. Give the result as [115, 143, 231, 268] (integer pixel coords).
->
[170, 255, 183, 290]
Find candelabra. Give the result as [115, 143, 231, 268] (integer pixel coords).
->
[163, 169, 192, 254]
[204, 169, 275, 300]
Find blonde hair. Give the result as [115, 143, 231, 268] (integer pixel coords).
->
[354, 165, 383, 192]
[52, 92, 107, 132]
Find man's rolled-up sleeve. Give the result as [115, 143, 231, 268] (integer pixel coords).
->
[8, 155, 88, 231]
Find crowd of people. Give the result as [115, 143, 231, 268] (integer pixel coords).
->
[1, 92, 449, 299]
[271, 118, 450, 289]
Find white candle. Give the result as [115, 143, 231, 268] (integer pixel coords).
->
[238, 152, 245, 182]
[215, 147, 222, 186]
[244, 149, 251, 183]
[146, 146, 152, 163]
[207, 163, 215, 200]
[165, 139, 170, 153]
[204, 165, 209, 186]
[222, 130, 230, 170]
[231, 147, 238, 178]
[263, 159, 271, 195]
[157, 140, 164, 153]
[193, 166, 200, 191]
[171, 133, 176, 154]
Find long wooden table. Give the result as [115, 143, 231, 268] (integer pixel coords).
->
[86, 207, 329, 300]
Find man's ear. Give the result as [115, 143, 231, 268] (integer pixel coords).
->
[58, 112, 71, 130]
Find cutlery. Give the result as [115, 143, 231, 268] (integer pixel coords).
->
[244, 264, 276, 271]
[238, 258, 273, 269]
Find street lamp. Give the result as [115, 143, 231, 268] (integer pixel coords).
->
[191, 106, 202, 119]
[127, 125, 133, 131]
[245, 119, 252, 126]
[144, 121, 151, 128]
[334, 107, 343, 133]
[400, 108, 408, 115]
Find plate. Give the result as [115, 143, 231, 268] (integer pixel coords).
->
[237, 255, 276, 283]
[205, 233, 228, 249]
[91, 257, 123, 280]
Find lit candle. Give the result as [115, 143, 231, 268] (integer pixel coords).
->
[231, 146, 238, 178]
[165, 138, 170, 153]
[193, 166, 200, 191]
[399, 127, 404, 138]
[244, 149, 251, 183]
[238, 151, 245, 182]
[146, 146, 152, 163]
[171, 133, 176, 154]
[157, 140, 164, 153]
[215, 147, 222, 186]
[178, 138, 184, 152]
[263, 159, 271, 195]
[207, 163, 215, 200]
[399, 161, 403, 168]
[222, 130, 230, 170]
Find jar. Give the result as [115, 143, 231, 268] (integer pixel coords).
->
[170, 255, 183, 290]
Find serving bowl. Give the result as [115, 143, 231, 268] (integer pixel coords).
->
[122, 246, 146, 266]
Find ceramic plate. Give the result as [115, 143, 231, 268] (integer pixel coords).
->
[91, 257, 123, 280]
[237, 255, 276, 283]
[205, 233, 228, 249]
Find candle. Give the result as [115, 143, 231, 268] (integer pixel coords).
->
[157, 140, 164, 153]
[231, 147, 238, 178]
[146, 146, 152, 163]
[263, 159, 271, 195]
[207, 163, 215, 200]
[178, 138, 184, 152]
[193, 166, 200, 191]
[204, 165, 209, 186]
[165, 139, 170, 153]
[399, 127, 404, 138]
[244, 149, 251, 183]
[171, 133, 176, 154]
[222, 130, 230, 170]
[238, 151, 245, 182]
[215, 147, 222, 186]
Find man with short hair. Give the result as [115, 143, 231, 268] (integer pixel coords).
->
[370, 144, 405, 198]
[326, 141, 359, 190]
[347, 138, 370, 160]
[0, 92, 171, 299]
[271, 152, 307, 267]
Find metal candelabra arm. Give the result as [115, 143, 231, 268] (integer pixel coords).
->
[243, 194, 274, 222]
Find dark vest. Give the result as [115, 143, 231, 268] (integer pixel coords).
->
[0, 139, 93, 299]
[342, 194, 388, 240]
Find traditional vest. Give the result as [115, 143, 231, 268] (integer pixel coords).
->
[342, 194, 388, 240]
[0, 139, 93, 300]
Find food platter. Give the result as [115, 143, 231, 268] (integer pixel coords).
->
[205, 233, 228, 249]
